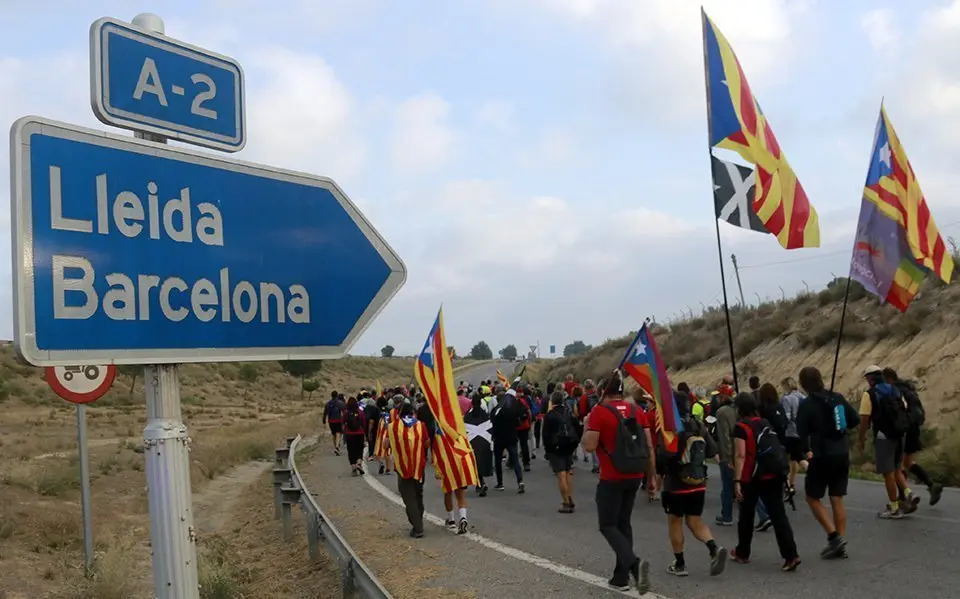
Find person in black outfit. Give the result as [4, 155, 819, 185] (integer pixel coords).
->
[491, 387, 525, 493]
[731, 392, 801, 572]
[363, 398, 381, 460]
[796, 366, 858, 560]
[542, 390, 578, 512]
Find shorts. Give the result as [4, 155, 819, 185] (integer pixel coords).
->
[661, 490, 705, 517]
[904, 426, 923, 455]
[874, 435, 904, 474]
[548, 453, 575, 474]
[804, 455, 850, 499]
[655, 453, 668, 476]
[783, 437, 806, 462]
[328, 422, 343, 435]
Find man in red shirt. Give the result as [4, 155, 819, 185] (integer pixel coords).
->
[563, 374, 578, 397]
[582, 373, 653, 595]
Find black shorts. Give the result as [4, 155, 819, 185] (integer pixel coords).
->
[904, 426, 923, 455]
[328, 422, 343, 435]
[548, 452, 574, 474]
[805, 455, 850, 499]
[662, 490, 706, 517]
[783, 437, 806, 462]
[655, 453, 668, 476]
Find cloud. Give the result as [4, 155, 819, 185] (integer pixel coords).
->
[860, 8, 899, 51]
[475, 100, 517, 135]
[516, 127, 575, 169]
[389, 93, 457, 175]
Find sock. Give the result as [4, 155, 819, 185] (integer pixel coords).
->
[674, 552, 685, 568]
[909, 463, 934, 487]
[705, 539, 718, 557]
[458, 507, 467, 520]
[903, 487, 914, 499]
[448, 510, 455, 522]
[888, 500, 899, 511]
[828, 531, 839, 541]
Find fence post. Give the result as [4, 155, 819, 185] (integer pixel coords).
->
[272, 467, 291, 520]
[304, 509, 320, 562]
[339, 556, 357, 598]
[286, 436, 297, 448]
[280, 486, 302, 541]
[275, 446, 291, 467]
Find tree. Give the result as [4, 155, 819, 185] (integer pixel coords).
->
[117, 365, 140, 398]
[499, 344, 518, 361]
[469, 341, 493, 360]
[279, 360, 323, 400]
[563, 340, 592, 357]
[302, 379, 320, 400]
[238, 364, 260, 398]
[381, 345, 395, 358]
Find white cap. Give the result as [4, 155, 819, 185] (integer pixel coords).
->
[506, 388, 517, 397]
[864, 365, 882, 376]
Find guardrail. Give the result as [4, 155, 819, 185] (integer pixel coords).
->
[273, 434, 393, 599]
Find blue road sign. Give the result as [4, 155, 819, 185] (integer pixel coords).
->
[89, 17, 245, 152]
[10, 117, 406, 366]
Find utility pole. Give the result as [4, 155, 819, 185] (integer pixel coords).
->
[730, 253, 746, 308]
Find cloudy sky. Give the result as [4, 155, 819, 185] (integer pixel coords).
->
[3, 0, 960, 358]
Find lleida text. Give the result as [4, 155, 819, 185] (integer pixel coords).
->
[46, 166, 310, 324]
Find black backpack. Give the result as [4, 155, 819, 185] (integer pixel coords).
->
[896, 380, 926, 428]
[344, 409, 362, 433]
[819, 392, 851, 440]
[869, 385, 909, 438]
[677, 431, 708, 486]
[598, 404, 650, 474]
[553, 411, 579, 451]
[740, 418, 788, 480]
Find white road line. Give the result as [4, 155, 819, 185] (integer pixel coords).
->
[363, 471, 672, 599]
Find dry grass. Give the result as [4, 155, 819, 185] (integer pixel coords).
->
[530, 276, 960, 483]
[0, 340, 416, 598]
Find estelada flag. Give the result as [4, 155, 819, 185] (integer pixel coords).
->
[619, 323, 683, 452]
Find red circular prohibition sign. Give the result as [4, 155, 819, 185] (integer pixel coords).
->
[45, 365, 118, 404]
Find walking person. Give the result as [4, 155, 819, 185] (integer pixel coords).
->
[582, 372, 653, 594]
[543, 390, 580, 512]
[323, 391, 346, 456]
[796, 366, 858, 559]
[386, 402, 429, 537]
[342, 397, 367, 475]
[464, 394, 493, 497]
[780, 377, 808, 502]
[714, 389, 736, 527]
[661, 408, 727, 578]
[491, 387, 525, 493]
[883, 367, 943, 506]
[730, 392, 801, 572]
[857, 365, 912, 518]
[755, 383, 789, 528]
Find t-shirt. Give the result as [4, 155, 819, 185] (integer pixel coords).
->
[563, 380, 578, 396]
[733, 417, 776, 483]
[588, 399, 649, 482]
[457, 395, 472, 415]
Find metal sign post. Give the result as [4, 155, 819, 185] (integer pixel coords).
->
[11, 11, 405, 598]
[44, 364, 117, 578]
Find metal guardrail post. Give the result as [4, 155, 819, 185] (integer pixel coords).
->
[340, 557, 356, 597]
[280, 485, 302, 541]
[272, 467, 292, 520]
[286, 436, 297, 448]
[275, 446, 291, 467]
[304, 509, 321, 562]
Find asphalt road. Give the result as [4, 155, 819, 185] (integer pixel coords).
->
[401, 360, 960, 598]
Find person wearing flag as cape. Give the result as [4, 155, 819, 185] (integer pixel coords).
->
[464, 393, 493, 496]
[384, 400, 429, 538]
[415, 308, 479, 535]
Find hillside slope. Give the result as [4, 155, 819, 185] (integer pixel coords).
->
[535, 278, 960, 424]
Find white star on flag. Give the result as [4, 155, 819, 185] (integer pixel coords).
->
[632, 341, 647, 360]
[879, 142, 892, 168]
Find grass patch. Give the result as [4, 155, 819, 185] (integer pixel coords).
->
[2, 457, 81, 497]
[199, 535, 252, 599]
[58, 534, 141, 599]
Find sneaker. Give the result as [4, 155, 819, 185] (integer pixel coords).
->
[334, 447, 341, 456]
[410, 529, 424, 538]
[710, 547, 728, 576]
[820, 535, 848, 559]
[444, 519, 457, 532]
[755, 518, 773, 532]
[558, 504, 573, 514]
[630, 559, 651, 595]
[358, 467, 365, 475]
[379, 464, 385, 475]
[715, 517, 734, 527]
[518, 482, 526, 494]
[494, 484, 504, 491]
[667, 562, 688, 577]
[606, 578, 630, 592]
[902, 493, 920, 514]
[479, 485, 488, 497]
[730, 548, 749, 564]
[350, 469, 358, 477]
[781, 557, 802, 572]
[457, 517, 469, 535]
[523, 465, 531, 472]
[931, 482, 944, 506]
[878, 506, 905, 519]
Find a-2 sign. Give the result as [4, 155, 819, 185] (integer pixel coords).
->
[45, 365, 117, 404]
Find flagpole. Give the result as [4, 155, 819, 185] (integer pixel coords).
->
[702, 7, 739, 392]
[828, 274, 852, 391]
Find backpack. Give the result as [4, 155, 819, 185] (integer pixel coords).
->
[896, 380, 926, 428]
[677, 432, 708, 486]
[553, 411, 579, 451]
[869, 384, 909, 438]
[598, 404, 650, 474]
[819, 392, 851, 440]
[740, 419, 788, 480]
[328, 400, 343, 421]
[344, 409, 362, 432]
[585, 394, 600, 415]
